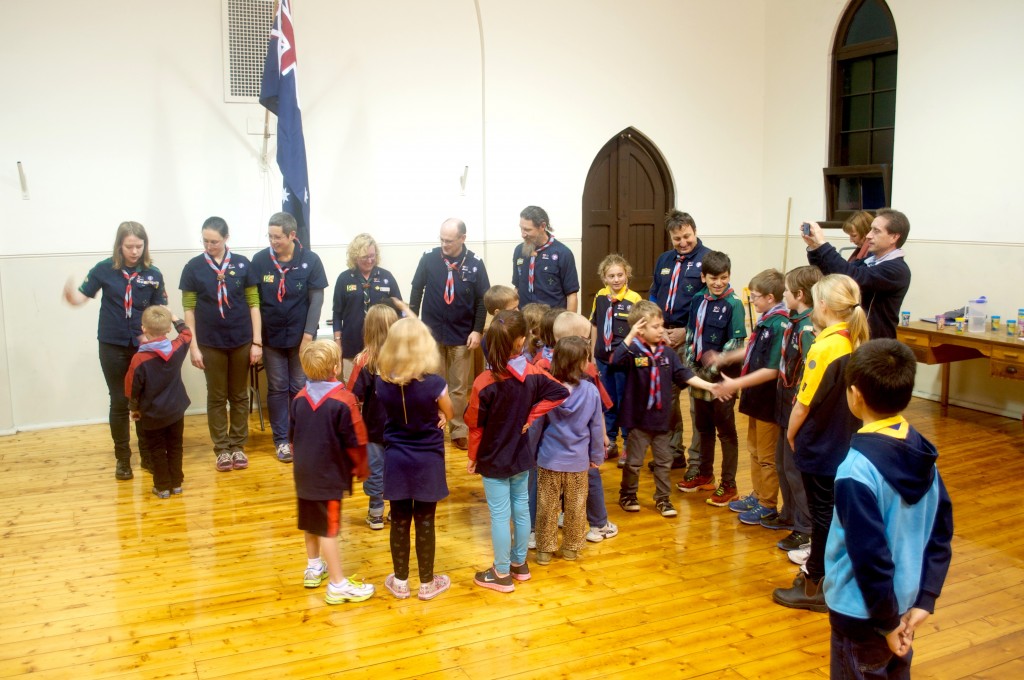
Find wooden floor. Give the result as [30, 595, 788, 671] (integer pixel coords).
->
[1, 399, 1022, 679]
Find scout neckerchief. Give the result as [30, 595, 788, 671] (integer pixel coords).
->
[780, 308, 813, 388]
[693, 286, 734, 362]
[358, 267, 375, 311]
[122, 268, 139, 318]
[631, 337, 665, 409]
[268, 244, 297, 303]
[740, 301, 788, 376]
[665, 252, 688, 313]
[204, 249, 232, 318]
[528, 237, 555, 294]
[603, 287, 628, 352]
[442, 249, 467, 305]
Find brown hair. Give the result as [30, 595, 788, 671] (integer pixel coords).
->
[597, 253, 632, 282]
[111, 221, 152, 269]
[521, 302, 549, 355]
[876, 208, 911, 248]
[550, 336, 590, 385]
[665, 209, 697, 233]
[355, 304, 399, 375]
[842, 210, 873, 240]
[627, 299, 663, 326]
[485, 310, 527, 379]
[539, 307, 567, 349]
[785, 265, 823, 308]
[748, 269, 785, 301]
[483, 284, 519, 315]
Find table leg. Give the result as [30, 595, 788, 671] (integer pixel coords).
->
[940, 363, 950, 416]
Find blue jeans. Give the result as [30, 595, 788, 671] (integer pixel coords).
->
[263, 345, 305, 445]
[586, 466, 608, 527]
[363, 442, 385, 512]
[830, 626, 911, 679]
[596, 358, 628, 441]
[482, 471, 530, 573]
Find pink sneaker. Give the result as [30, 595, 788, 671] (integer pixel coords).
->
[417, 574, 451, 601]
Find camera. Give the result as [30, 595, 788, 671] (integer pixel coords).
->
[801, 222, 811, 236]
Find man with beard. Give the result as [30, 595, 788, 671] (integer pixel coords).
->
[512, 206, 579, 312]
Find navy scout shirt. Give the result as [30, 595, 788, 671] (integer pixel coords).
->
[333, 266, 403, 358]
[178, 251, 257, 349]
[649, 240, 711, 328]
[409, 246, 489, 346]
[251, 245, 328, 350]
[512, 237, 580, 309]
[79, 258, 168, 347]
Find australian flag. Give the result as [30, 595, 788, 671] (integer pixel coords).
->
[260, 0, 310, 246]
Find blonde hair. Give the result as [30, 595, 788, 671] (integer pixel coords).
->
[301, 340, 342, 381]
[140, 305, 171, 336]
[346, 233, 379, 269]
[112, 221, 152, 269]
[377, 318, 441, 385]
[483, 284, 519, 315]
[597, 253, 632, 282]
[553, 311, 592, 342]
[355, 304, 399, 375]
[627, 299, 663, 326]
[811, 274, 869, 350]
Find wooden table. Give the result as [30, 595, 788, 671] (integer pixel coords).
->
[897, 320, 1024, 428]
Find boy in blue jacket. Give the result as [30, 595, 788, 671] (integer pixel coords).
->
[825, 339, 953, 677]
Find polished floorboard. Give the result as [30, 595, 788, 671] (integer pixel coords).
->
[0, 398, 1021, 679]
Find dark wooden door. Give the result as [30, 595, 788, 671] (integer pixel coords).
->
[581, 128, 674, 311]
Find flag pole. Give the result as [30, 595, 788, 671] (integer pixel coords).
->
[260, 0, 281, 171]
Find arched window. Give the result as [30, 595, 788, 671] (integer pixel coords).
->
[824, 0, 897, 222]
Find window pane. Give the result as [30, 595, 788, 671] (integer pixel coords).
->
[841, 132, 871, 165]
[844, 0, 895, 46]
[872, 129, 894, 164]
[875, 53, 897, 89]
[838, 178, 862, 211]
[846, 59, 872, 94]
[873, 91, 896, 127]
[862, 176, 887, 209]
[843, 95, 872, 131]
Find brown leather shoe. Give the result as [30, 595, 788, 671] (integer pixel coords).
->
[452, 437, 468, 450]
[772, 571, 827, 613]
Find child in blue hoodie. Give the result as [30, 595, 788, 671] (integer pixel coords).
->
[534, 336, 605, 565]
[825, 339, 953, 677]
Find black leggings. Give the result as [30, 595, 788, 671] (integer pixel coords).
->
[389, 499, 437, 583]
[802, 471, 836, 583]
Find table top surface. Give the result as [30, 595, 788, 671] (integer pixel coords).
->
[900, 320, 1024, 348]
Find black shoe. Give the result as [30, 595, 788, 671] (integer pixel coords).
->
[760, 514, 794, 531]
[777, 531, 811, 552]
[772, 572, 827, 613]
[115, 460, 133, 480]
[618, 495, 641, 512]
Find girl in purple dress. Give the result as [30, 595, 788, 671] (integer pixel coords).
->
[376, 318, 454, 601]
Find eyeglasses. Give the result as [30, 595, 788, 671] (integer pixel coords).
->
[749, 292, 764, 302]
[267, 233, 289, 243]
[357, 254, 377, 263]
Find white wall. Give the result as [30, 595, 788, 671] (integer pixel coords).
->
[2, 0, 1022, 431]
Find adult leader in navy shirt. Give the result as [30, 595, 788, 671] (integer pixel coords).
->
[250, 211, 328, 462]
[409, 218, 490, 449]
[333, 232, 412, 380]
[63, 221, 168, 481]
[512, 205, 580, 311]
[649, 210, 711, 348]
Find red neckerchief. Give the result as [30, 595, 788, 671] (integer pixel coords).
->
[268, 245, 295, 303]
[442, 249, 466, 305]
[122, 269, 139, 318]
[632, 338, 665, 409]
[740, 302, 788, 376]
[204, 249, 232, 318]
[665, 253, 686, 313]
[603, 288, 627, 352]
[528, 237, 555, 293]
[780, 308, 814, 388]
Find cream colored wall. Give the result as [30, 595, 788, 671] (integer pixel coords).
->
[3, 0, 1023, 431]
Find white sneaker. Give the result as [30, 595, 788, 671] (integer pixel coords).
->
[276, 442, 293, 463]
[788, 545, 811, 566]
[528, 531, 536, 550]
[325, 576, 374, 604]
[586, 522, 619, 543]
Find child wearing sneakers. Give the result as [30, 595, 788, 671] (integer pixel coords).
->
[675, 251, 747, 507]
[290, 340, 374, 604]
[466, 310, 569, 592]
[535, 336, 605, 565]
[126, 306, 192, 499]
[712, 269, 789, 525]
[771, 266, 821, 555]
[825, 339, 952, 677]
[615, 301, 716, 517]
[375, 318, 454, 601]
[590, 254, 643, 464]
[773, 274, 867, 613]
[347, 303, 399, 531]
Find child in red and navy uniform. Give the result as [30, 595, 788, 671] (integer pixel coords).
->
[466, 310, 569, 592]
[125, 306, 191, 499]
[615, 301, 716, 517]
[290, 340, 375, 605]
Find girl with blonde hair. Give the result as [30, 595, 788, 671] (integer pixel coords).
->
[347, 304, 400, 531]
[773, 274, 867, 613]
[375, 318, 454, 601]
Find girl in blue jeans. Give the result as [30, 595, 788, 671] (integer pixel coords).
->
[347, 304, 399, 530]
[465, 311, 568, 592]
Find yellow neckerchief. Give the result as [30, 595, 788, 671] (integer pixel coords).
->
[599, 285, 632, 302]
[857, 414, 909, 440]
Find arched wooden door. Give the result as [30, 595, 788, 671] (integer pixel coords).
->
[581, 128, 674, 308]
